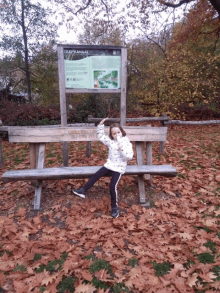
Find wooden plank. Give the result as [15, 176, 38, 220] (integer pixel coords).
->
[34, 185, 43, 210]
[62, 142, 69, 167]
[165, 120, 220, 125]
[1, 165, 177, 182]
[145, 142, 152, 182]
[0, 124, 95, 132]
[135, 141, 146, 203]
[58, 46, 69, 166]
[8, 126, 167, 143]
[0, 137, 3, 167]
[86, 141, 91, 157]
[29, 143, 38, 186]
[88, 117, 170, 123]
[58, 44, 124, 50]
[33, 143, 45, 210]
[65, 89, 121, 94]
[30, 144, 36, 169]
[57, 45, 67, 127]
[36, 144, 45, 169]
[120, 48, 127, 126]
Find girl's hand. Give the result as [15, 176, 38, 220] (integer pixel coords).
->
[99, 117, 108, 125]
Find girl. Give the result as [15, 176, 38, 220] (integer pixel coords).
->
[72, 117, 133, 218]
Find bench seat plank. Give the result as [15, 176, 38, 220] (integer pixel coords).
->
[2, 165, 177, 182]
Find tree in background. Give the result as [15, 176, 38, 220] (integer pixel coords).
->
[78, 22, 125, 46]
[0, 0, 57, 102]
[126, 0, 220, 118]
[31, 41, 59, 106]
[161, 0, 220, 117]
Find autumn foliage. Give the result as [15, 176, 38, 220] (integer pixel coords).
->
[128, 0, 220, 118]
[0, 124, 220, 292]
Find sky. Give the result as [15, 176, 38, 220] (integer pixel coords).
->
[0, 0, 189, 58]
[55, 2, 189, 45]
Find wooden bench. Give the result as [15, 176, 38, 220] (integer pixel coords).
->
[1, 126, 177, 210]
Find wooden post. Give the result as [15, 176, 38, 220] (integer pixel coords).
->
[86, 141, 91, 158]
[120, 48, 127, 126]
[34, 143, 45, 210]
[159, 113, 168, 154]
[30, 144, 36, 169]
[30, 143, 38, 186]
[0, 137, 3, 168]
[145, 142, 152, 184]
[57, 45, 69, 166]
[87, 115, 93, 157]
[135, 141, 146, 203]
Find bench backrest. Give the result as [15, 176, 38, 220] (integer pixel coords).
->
[8, 126, 167, 143]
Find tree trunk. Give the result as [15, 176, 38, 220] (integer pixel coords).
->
[21, 0, 32, 103]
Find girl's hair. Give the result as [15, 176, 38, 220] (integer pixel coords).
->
[109, 123, 126, 140]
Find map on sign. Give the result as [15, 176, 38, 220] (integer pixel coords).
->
[64, 48, 121, 89]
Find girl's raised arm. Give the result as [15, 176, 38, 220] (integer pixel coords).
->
[99, 117, 108, 125]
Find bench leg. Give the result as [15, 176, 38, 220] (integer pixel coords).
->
[62, 142, 69, 167]
[159, 141, 165, 154]
[135, 142, 146, 203]
[0, 137, 3, 167]
[86, 141, 91, 158]
[30, 144, 38, 186]
[145, 142, 152, 184]
[33, 143, 45, 210]
[34, 181, 43, 210]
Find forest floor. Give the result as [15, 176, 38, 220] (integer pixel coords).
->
[0, 124, 220, 293]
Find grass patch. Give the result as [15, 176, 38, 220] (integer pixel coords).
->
[46, 153, 55, 158]
[152, 261, 172, 277]
[78, 144, 85, 150]
[197, 253, 215, 264]
[57, 276, 76, 293]
[13, 264, 27, 272]
[57, 154, 63, 163]
[112, 283, 130, 293]
[212, 265, 220, 281]
[178, 173, 185, 178]
[36, 252, 68, 273]
[33, 253, 42, 261]
[128, 258, 138, 268]
[204, 241, 216, 253]
[184, 259, 195, 269]
[46, 159, 55, 166]
[89, 258, 112, 275]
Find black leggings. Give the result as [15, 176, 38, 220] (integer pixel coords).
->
[83, 166, 121, 209]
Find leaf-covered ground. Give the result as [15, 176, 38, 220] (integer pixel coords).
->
[0, 125, 220, 293]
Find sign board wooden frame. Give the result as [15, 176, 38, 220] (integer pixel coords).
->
[57, 44, 127, 165]
[57, 44, 127, 126]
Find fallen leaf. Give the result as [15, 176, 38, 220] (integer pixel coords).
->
[75, 284, 97, 293]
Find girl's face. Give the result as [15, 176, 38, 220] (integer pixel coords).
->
[111, 127, 122, 140]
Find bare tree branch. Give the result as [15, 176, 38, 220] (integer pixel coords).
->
[74, 0, 92, 15]
[145, 35, 166, 56]
[159, 0, 195, 9]
[159, 0, 220, 16]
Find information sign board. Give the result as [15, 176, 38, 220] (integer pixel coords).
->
[64, 48, 121, 89]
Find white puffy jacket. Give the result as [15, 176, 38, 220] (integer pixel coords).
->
[97, 124, 133, 174]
